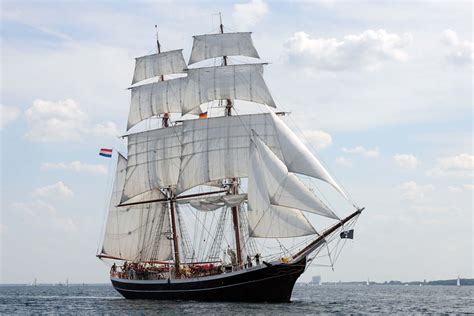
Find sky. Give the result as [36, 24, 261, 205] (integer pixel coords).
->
[0, 0, 472, 284]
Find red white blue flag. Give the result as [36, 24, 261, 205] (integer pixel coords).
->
[99, 148, 112, 158]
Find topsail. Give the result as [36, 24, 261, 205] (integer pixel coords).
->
[132, 49, 187, 85]
[188, 32, 260, 65]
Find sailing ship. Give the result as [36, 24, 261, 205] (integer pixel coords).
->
[96, 17, 363, 302]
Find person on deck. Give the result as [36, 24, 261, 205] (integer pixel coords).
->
[110, 263, 117, 276]
[255, 253, 260, 265]
[246, 255, 253, 268]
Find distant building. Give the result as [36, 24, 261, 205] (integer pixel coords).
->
[311, 276, 321, 285]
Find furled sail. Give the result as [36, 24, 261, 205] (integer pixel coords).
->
[101, 154, 172, 261]
[121, 126, 182, 203]
[188, 32, 260, 65]
[132, 49, 187, 84]
[251, 131, 338, 219]
[127, 77, 188, 130]
[182, 64, 276, 114]
[177, 194, 247, 212]
[177, 113, 345, 198]
[247, 139, 316, 238]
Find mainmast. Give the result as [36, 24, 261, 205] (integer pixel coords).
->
[220, 13, 243, 266]
[168, 188, 180, 277]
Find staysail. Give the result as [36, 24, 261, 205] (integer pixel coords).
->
[101, 154, 172, 261]
[247, 137, 317, 238]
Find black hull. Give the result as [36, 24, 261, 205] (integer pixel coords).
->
[111, 257, 306, 302]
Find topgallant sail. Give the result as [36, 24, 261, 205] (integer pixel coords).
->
[97, 18, 364, 302]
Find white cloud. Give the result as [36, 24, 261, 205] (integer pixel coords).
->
[32, 181, 74, 199]
[41, 161, 108, 174]
[397, 181, 434, 201]
[0, 105, 21, 128]
[283, 29, 412, 71]
[440, 29, 473, 65]
[342, 145, 380, 158]
[302, 130, 332, 149]
[24, 99, 119, 142]
[393, 154, 418, 169]
[233, 0, 269, 30]
[13, 200, 78, 233]
[335, 156, 352, 167]
[427, 153, 474, 178]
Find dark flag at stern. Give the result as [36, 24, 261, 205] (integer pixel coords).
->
[340, 229, 354, 239]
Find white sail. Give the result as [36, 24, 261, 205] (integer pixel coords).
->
[182, 64, 276, 114]
[132, 49, 187, 84]
[177, 113, 344, 197]
[177, 113, 280, 194]
[122, 125, 183, 203]
[101, 154, 172, 261]
[248, 139, 317, 238]
[188, 32, 260, 65]
[252, 132, 338, 219]
[127, 77, 188, 130]
[270, 111, 348, 199]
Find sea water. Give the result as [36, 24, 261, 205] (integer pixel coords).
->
[0, 283, 472, 314]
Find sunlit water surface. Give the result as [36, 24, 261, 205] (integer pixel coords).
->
[0, 283, 472, 314]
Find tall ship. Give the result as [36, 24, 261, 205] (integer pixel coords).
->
[97, 17, 364, 302]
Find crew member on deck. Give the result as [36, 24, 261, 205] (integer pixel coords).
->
[246, 255, 253, 268]
[255, 253, 260, 265]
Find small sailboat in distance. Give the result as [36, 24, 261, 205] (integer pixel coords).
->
[457, 275, 461, 287]
[366, 278, 370, 286]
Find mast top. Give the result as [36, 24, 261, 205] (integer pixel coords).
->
[155, 25, 161, 54]
[219, 12, 223, 34]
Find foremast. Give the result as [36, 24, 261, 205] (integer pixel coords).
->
[154, 27, 180, 276]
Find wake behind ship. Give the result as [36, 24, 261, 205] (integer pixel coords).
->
[96, 16, 363, 302]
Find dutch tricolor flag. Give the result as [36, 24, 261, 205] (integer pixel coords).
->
[99, 148, 113, 158]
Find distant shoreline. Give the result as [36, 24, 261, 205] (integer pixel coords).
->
[305, 279, 474, 286]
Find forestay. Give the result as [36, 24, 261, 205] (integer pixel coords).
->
[182, 64, 276, 114]
[188, 32, 260, 65]
[247, 139, 316, 238]
[132, 49, 187, 84]
[101, 154, 172, 261]
[122, 126, 183, 203]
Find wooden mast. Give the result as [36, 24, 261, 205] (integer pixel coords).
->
[155, 25, 169, 127]
[155, 26, 178, 275]
[169, 189, 181, 277]
[219, 13, 243, 266]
